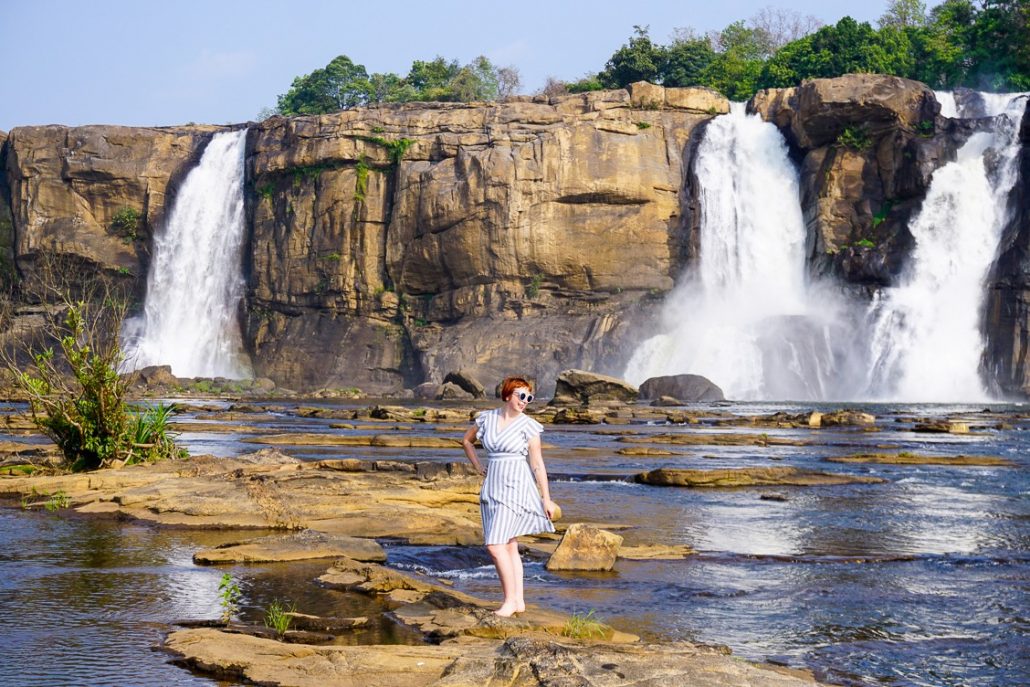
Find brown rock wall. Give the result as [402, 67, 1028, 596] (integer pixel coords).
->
[245, 95, 715, 393]
[4, 124, 230, 290]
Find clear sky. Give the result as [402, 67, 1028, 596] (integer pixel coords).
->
[1, 0, 916, 130]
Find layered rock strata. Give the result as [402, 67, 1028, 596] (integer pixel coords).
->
[244, 89, 721, 393]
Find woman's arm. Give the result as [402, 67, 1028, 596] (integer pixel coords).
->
[527, 434, 557, 518]
[462, 425, 486, 476]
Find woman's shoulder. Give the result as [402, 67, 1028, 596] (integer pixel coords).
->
[474, 408, 497, 426]
[521, 414, 544, 435]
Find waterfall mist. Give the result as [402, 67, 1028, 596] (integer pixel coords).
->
[625, 104, 859, 400]
[121, 130, 252, 379]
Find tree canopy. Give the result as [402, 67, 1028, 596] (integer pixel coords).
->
[271, 2, 1029, 116]
[593, 1, 1029, 99]
[276, 54, 521, 116]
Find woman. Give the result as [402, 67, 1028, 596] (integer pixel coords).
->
[462, 376, 558, 617]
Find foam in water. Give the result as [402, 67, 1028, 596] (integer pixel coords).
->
[625, 104, 849, 400]
[865, 93, 1028, 401]
[121, 130, 252, 378]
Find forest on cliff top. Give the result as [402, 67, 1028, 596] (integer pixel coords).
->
[270, 0, 1029, 117]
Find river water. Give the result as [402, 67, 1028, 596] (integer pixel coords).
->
[1, 401, 1026, 686]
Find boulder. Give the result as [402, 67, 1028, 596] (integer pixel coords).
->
[546, 523, 623, 571]
[665, 87, 730, 114]
[809, 410, 876, 427]
[551, 369, 638, 406]
[443, 369, 486, 398]
[749, 74, 937, 149]
[132, 364, 179, 389]
[912, 421, 970, 434]
[413, 382, 441, 400]
[638, 374, 725, 402]
[437, 382, 473, 400]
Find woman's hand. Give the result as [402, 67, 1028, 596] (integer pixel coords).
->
[476, 464, 486, 477]
[543, 498, 558, 520]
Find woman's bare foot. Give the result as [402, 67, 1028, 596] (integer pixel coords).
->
[515, 602, 526, 613]
[494, 603, 519, 617]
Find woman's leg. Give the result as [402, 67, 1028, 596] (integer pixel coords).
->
[507, 539, 525, 612]
[486, 543, 519, 616]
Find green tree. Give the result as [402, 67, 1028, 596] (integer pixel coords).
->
[600, 26, 665, 88]
[662, 36, 716, 86]
[406, 56, 461, 98]
[879, 0, 929, 28]
[277, 55, 370, 115]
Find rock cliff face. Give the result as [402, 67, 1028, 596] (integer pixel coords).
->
[984, 100, 1030, 396]
[2, 124, 230, 294]
[749, 75, 963, 286]
[243, 87, 720, 393]
[2, 76, 1028, 397]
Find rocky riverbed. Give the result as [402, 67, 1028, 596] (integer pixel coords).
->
[1, 396, 1026, 686]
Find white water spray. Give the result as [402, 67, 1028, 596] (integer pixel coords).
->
[865, 94, 1028, 401]
[625, 104, 846, 400]
[121, 130, 252, 378]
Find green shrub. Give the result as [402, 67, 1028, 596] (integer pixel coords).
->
[110, 207, 141, 240]
[837, 127, 870, 150]
[871, 199, 894, 229]
[44, 491, 70, 511]
[635, 121, 652, 130]
[526, 273, 543, 299]
[854, 238, 876, 249]
[126, 403, 183, 464]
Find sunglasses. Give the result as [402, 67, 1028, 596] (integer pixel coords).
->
[515, 391, 534, 403]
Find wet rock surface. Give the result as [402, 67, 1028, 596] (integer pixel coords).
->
[636, 466, 887, 488]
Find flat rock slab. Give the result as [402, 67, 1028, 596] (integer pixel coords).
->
[193, 530, 385, 564]
[244, 433, 461, 448]
[826, 453, 1014, 466]
[619, 433, 807, 447]
[164, 629, 828, 687]
[636, 466, 886, 488]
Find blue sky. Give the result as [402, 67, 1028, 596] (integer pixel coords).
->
[1, 1, 919, 130]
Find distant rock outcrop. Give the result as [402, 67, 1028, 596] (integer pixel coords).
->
[638, 374, 725, 402]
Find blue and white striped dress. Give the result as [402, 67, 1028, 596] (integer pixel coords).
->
[475, 408, 555, 545]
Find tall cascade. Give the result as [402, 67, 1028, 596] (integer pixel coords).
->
[625, 104, 847, 400]
[865, 93, 1028, 401]
[121, 129, 252, 378]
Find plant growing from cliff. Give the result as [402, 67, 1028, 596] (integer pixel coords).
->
[357, 135, 415, 165]
[264, 599, 295, 637]
[635, 121, 652, 130]
[354, 157, 370, 202]
[257, 184, 275, 202]
[526, 273, 543, 299]
[854, 238, 877, 249]
[871, 200, 894, 229]
[837, 126, 870, 150]
[916, 119, 934, 137]
[110, 207, 141, 241]
[218, 573, 241, 624]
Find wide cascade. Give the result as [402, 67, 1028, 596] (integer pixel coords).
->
[865, 93, 1028, 401]
[625, 104, 846, 400]
[121, 129, 252, 378]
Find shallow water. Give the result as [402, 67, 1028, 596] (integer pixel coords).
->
[1, 400, 1027, 686]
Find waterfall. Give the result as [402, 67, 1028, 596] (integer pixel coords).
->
[625, 104, 847, 400]
[865, 93, 1028, 401]
[121, 129, 252, 379]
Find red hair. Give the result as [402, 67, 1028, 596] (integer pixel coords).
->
[500, 376, 533, 400]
